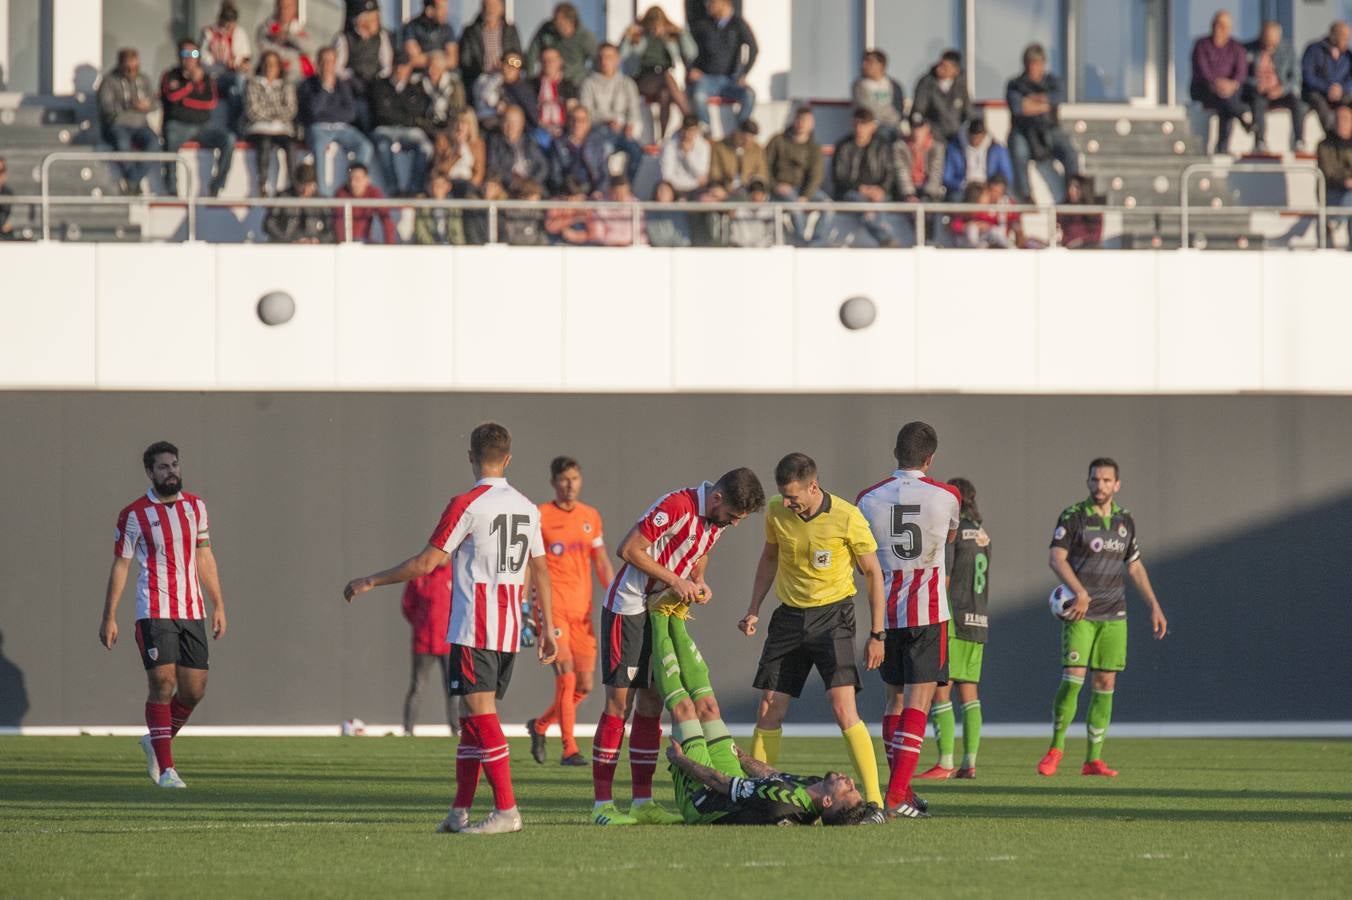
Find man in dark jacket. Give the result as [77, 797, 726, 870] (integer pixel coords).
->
[689, 0, 757, 126]
[832, 107, 902, 247]
[912, 49, 969, 143]
[460, 0, 523, 97]
[333, 0, 394, 95]
[1006, 42, 1078, 202]
[852, 49, 905, 139]
[767, 106, 830, 243]
[401, 0, 457, 70]
[1301, 21, 1352, 136]
[1245, 20, 1305, 151]
[1190, 10, 1249, 154]
[1318, 104, 1352, 239]
[160, 39, 235, 196]
[487, 103, 549, 187]
[526, 2, 598, 91]
[370, 60, 433, 197]
[548, 105, 610, 196]
[263, 161, 334, 242]
[299, 46, 375, 196]
[98, 48, 162, 194]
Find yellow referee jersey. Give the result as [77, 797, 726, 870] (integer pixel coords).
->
[765, 492, 878, 608]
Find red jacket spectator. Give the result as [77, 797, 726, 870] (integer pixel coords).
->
[334, 166, 395, 243]
[401, 563, 453, 655]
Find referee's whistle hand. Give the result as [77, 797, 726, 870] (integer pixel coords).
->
[737, 614, 758, 636]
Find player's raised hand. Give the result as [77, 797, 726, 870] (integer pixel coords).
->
[99, 618, 118, 650]
[538, 629, 558, 665]
[211, 607, 228, 639]
[343, 577, 375, 603]
[737, 612, 758, 636]
[666, 739, 686, 763]
[1151, 607, 1168, 639]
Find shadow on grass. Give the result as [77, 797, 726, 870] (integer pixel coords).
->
[927, 784, 1352, 804]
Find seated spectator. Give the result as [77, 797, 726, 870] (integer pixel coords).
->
[476, 50, 532, 129]
[527, 2, 598, 92]
[264, 161, 333, 242]
[370, 59, 433, 198]
[160, 39, 235, 197]
[942, 117, 1013, 200]
[706, 120, 767, 199]
[1317, 104, 1352, 242]
[580, 42, 645, 181]
[1301, 21, 1352, 138]
[534, 46, 578, 145]
[1245, 19, 1305, 152]
[256, 0, 320, 83]
[413, 171, 464, 244]
[645, 180, 691, 246]
[1006, 42, 1079, 201]
[460, 0, 523, 98]
[486, 104, 549, 187]
[766, 105, 829, 243]
[503, 178, 548, 245]
[948, 181, 1007, 248]
[832, 107, 902, 247]
[593, 175, 637, 246]
[689, 0, 757, 127]
[1056, 174, 1102, 249]
[242, 50, 299, 197]
[986, 174, 1038, 248]
[436, 108, 486, 196]
[727, 179, 774, 247]
[97, 47, 161, 195]
[622, 6, 695, 139]
[334, 0, 395, 102]
[548, 105, 610, 196]
[545, 176, 594, 244]
[894, 112, 945, 201]
[334, 163, 395, 243]
[402, 0, 458, 70]
[852, 49, 904, 139]
[416, 50, 466, 132]
[661, 114, 711, 197]
[299, 46, 375, 196]
[0, 156, 16, 239]
[912, 48, 969, 143]
[1190, 12, 1249, 154]
[200, 1, 251, 130]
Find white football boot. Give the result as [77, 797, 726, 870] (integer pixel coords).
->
[460, 806, 523, 835]
[139, 734, 161, 783]
[435, 808, 471, 833]
[157, 767, 187, 789]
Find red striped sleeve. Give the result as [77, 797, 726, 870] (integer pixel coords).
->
[429, 484, 492, 550]
[638, 490, 694, 542]
[856, 476, 897, 505]
[921, 476, 963, 505]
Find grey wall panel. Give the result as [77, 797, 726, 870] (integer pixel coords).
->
[1, 392, 1349, 727]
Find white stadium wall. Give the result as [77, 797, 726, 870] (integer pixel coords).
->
[4, 245, 1352, 393]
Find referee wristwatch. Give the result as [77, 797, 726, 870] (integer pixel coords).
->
[868, 630, 886, 641]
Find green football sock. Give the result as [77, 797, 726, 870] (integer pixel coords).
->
[1086, 689, 1114, 762]
[930, 701, 955, 768]
[700, 718, 742, 777]
[680, 733, 710, 767]
[668, 615, 714, 702]
[1051, 673, 1084, 751]
[960, 700, 982, 768]
[648, 612, 690, 712]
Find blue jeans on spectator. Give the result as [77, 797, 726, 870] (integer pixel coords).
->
[163, 119, 235, 196]
[104, 123, 161, 190]
[1008, 126, 1079, 203]
[690, 74, 755, 127]
[596, 124, 644, 182]
[836, 189, 906, 246]
[308, 122, 375, 197]
[373, 126, 432, 196]
[211, 70, 244, 132]
[773, 184, 833, 245]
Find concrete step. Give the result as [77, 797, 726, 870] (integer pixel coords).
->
[0, 122, 96, 146]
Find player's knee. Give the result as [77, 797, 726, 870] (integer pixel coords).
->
[1092, 671, 1117, 691]
[670, 696, 697, 720]
[604, 688, 629, 717]
[693, 694, 720, 720]
[636, 689, 664, 718]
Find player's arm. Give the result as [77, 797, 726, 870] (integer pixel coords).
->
[690, 556, 713, 605]
[528, 553, 559, 664]
[196, 545, 228, 639]
[856, 551, 886, 670]
[344, 543, 449, 602]
[738, 540, 778, 636]
[666, 740, 733, 794]
[591, 541, 615, 590]
[733, 743, 780, 778]
[617, 523, 703, 602]
[99, 556, 132, 650]
[1049, 547, 1093, 621]
[1127, 559, 1168, 639]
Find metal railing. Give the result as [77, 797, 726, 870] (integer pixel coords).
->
[1180, 161, 1327, 249]
[39, 151, 196, 241]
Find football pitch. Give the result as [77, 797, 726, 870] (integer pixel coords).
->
[1, 736, 1348, 899]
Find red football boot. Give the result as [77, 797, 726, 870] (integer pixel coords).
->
[916, 764, 957, 780]
[1081, 759, 1119, 777]
[954, 766, 977, 779]
[1036, 748, 1063, 776]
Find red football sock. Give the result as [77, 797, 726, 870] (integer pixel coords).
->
[169, 698, 194, 737]
[453, 716, 481, 809]
[629, 713, 661, 801]
[591, 712, 626, 803]
[473, 714, 516, 810]
[145, 702, 173, 771]
[557, 672, 579, 757]
[881, 713, 902, 769]
[885, 707, 929, 806]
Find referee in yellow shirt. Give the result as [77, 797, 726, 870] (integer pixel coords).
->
[738, 452, 887, 807]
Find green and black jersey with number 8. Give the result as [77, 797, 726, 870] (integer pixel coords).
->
[945, 516, 991, 643]
[1049, 499, 1141, 621]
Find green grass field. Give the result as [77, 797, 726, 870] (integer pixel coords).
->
[1, 736, 1349, 898]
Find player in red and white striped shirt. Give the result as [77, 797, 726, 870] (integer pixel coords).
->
[589, 468, 766, 826]
[856, 422, 960, 819]
[344, 423, 558, 836]
[99, 441, 228, 790]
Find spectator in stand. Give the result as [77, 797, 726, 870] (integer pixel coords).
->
[527, 3, 598, 92]
[0, 157, 15, 239]
[242, 50, 298, 197]
[1056, 174, 1102, 249]
[504, 178, 549, 245]
[399, 562, 460, 736]
[706, 119, 767, 199]
[334, 0, 395, 100]
[546, 176, 594, 244]
[437, 108, 487, 196]
[1317, 104, 1352, 242]
[487, 103, 549, 187]
[1301, 21, 1352, 138]
[402, 0, 458, 71]
[832, 107, 902, 247]
[949, 180, 1006, 248]
[593, 175, 637, 246]
[534, 47, 577, 146]
[895, 111, 945, 202]
[622, 6, 695, 140]
[161, 39, 235, 197]
[200, 1, 251, 130]
[689, 0, 758, 127]
[661, 114, 712, 198]
[460, 0, 523, 98]
[414, 172, 464, 245]
[581, 42, 645, 182]
[263, 161, 333, 242]
[766, 105, 829, 244]
[476, 50, 529, 130]
[299, 46, 375, 197]
[1245, 20, 1305, 152]
[371, 58, 433, 198]
[97, 48, 161, 196]
[416, 49, 467, 133]
[852, 49, 904, 139]
[943, 116, 1014, 200]
[913, 49, 970, 143]
[645, 180, 691, 246]
[728, 179, 774, 247]
[1190, 11, 1249, 154]
[1006, 42, 1079, 201]
[334, 163, 395, 243]
[256, 0, 320, 84]
[986, 173, 1037, 247]
[548, 105, 610, 196]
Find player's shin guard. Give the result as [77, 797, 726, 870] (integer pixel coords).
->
[884, 708, 927, 807]
[842, 721, 883, 807]
[1051, 673, 1084, 751]
[169, 698, 194, 737]
[556, 672, 579, 756]
[454, 717, 482, 808]
[700, 718, 740, 777]
[931, 701, 956, 768]
[472, 714, 516, 811]
[881, 714, 901, 768]
[592, 712, 626, 803]
[961, 700, 983, 767]
[1085, 688, 1114, 762]
[629, 714, 661, 802]
[751, 727, 781, 765]
[145, 702, 174, 771]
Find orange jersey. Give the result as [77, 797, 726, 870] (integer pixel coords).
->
[539, 500, 606, 617]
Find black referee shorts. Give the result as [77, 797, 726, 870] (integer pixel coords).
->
[880, 621, 949, 687]
[752, 600, 860, 698]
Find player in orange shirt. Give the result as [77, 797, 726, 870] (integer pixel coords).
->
[527, 456, 614, 766]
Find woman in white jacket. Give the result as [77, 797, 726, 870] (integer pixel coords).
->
[242, 50, 298, 196]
